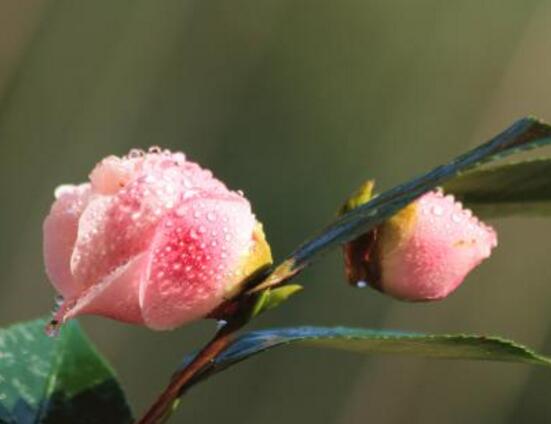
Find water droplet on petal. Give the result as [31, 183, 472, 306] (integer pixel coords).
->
[207, 211, 216, 222]
[148, 146, 162, 154]
[54, 185, 75, 199]
[128, 148, 145, 159]
[431, 205, 444, 216]
[183, 190, 198, 200]
[356, 280, 368, 288]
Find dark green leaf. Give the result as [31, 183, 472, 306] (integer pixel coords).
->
[193, 326, 551, 384]
[0, 318, 133, 424]
[443, 157, 551, 218]
[256, 118, 551, 291]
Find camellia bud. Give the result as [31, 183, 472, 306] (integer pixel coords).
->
[340, 182, 497, 301]
[43, 148, 272, 331]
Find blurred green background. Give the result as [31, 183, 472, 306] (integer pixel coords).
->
[1, 1, 551, 423]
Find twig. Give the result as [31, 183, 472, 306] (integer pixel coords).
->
[137, 316, 247, 424]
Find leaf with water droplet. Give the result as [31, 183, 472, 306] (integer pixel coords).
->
[0, 318, 133, 423]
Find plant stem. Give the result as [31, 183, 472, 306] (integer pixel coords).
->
[137, 318, 246, 424]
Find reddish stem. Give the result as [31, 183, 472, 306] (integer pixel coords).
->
[137, 266, 297, 423]
[137, 318, 245, 424]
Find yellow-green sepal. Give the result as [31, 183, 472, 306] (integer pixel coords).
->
[251, 285, 303, 318]
[338, 180, 375, 216]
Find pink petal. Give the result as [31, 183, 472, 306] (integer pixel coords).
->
[43, 184, 91, 298]
[56, 253, 147, 325]
[89, 155, 135, 195]
[71, 152, 231, 287]
[139, 193, 255, 330]
[380, 190, 497, 300]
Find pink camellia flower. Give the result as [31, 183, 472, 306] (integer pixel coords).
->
[342, 186, 497, 301]
[43, 148, 272, 331]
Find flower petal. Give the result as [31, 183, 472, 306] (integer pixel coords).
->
[139, 193, 255, 330]
[43, 184, 91, 298]
[56, 253, 147, 325]
[379, 190, 497, 300]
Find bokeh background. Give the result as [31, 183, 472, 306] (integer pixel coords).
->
[1, 1, 551, 423]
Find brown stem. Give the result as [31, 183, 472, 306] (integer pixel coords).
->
[137, 264, 297, 423]
[137, 318, 246, 424]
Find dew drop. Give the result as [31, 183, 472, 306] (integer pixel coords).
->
[148, 146, 162, 154]
[207, 212, 216, 222]
[431, 205, 444, 216]
[217, 320, 228, 330]
[198, 225, 207, 234]
[190, 229, 199, 239]
[183, 190, 198, 200]
[356, 280, 368, 288]
[193, 210, 201, 219]
[128, 148, 145, 159]
[45, 320, 60, 338]
[451, 213, 462, 223]
[54, 185, 75, 199]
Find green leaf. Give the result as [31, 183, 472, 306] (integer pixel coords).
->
[0, 318, 133, 424]
[251, 285, 303, 318]
[443, 157, 551, 218]
[193, 326, 551, 384]
[253, 117, 551, 291]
